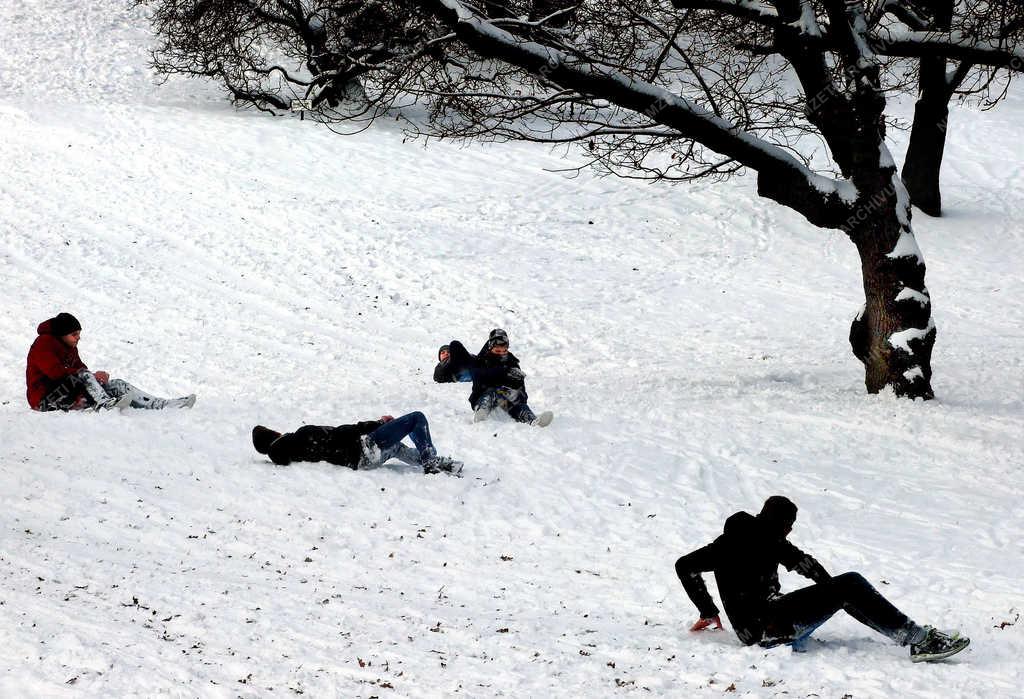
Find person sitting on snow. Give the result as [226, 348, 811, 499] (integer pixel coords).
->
[433, 341, 475, 383]
[675, 495, 969, 663]
[26, 312, 196, 412]
[469, 328, 551, 426]
[251, 411, 462, 475]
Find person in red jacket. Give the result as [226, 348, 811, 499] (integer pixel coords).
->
[26, 312, 196, 411]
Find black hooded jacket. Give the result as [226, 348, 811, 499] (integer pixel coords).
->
[267, 420, 383, 467]
[468, 343, 527, 407]
[674, 511, 830, 644]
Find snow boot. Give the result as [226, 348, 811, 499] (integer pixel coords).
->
[422, 455, 463, 476]
[909, 627, 970, 663]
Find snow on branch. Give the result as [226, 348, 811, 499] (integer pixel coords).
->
[876, 29, 1024, 70]
[419, 0, 855, 229]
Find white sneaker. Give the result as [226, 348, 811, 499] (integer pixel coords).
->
[532, 411, 554, 427]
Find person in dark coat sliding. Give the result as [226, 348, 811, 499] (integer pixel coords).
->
[675, 496, 969, 663]
[26, 312, 196, 412]
[252, 411, 462, 475]
[433, 341, 475, 383]
[469, 328, 552, 426]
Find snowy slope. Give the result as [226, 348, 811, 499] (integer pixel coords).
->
[1, 2, 1023, 697]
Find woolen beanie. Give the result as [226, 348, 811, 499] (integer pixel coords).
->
[488, 328, 509, 348]
[49, 312, 82, 336]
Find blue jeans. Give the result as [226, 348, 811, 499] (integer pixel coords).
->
[368, 411, 436, 462]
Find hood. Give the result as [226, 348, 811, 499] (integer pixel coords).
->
[37, 319, 54, 335]
[722, 511, 757, 536]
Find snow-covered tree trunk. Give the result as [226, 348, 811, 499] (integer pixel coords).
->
[848, 186, 935, 398]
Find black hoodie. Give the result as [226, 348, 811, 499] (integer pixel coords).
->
[674, 511, 829, 644]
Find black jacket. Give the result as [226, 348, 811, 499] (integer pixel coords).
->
[268, 420, 383, 467]
[433, 340, 475, 383]
[469, 346, 526, 407]
[674, 511, 830, 644]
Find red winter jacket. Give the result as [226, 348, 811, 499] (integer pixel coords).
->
[26, 319, 88, 409]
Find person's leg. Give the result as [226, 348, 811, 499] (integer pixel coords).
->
[369, 412, 437, 461]
[473, 389, 501, 421]
[37, 373, 91, 411]
[506, 394, 537, 423]
[104, 378, 194, 409]
[448, 341, 475, 381]
[762, 572, 924, 648]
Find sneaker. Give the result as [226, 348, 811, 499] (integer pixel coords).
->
[252, 425, 282, 454]
[473, 406, 491, 423]
[359, 435, 382, 467]
[910, 627, 970, 663]
[422, 455, 463, 476]
[174, 394, 197, 409]
[532, 410, 554, 427]
[94, 394, 132, 411]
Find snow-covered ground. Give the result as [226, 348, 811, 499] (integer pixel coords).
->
[1, 2, 1022, 697]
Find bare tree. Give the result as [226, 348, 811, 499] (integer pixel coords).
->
[869, 0, 1024, 216]
[142, 0, 1024, 398]
[407, 0, 1024, 399]
[138, 0, 453, 121]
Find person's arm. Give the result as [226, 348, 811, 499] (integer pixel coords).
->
[433, 361, 453, 383]
[355, 419, 386, 435]
[675, 542, 722, 622]
[780, 541, 830, 583]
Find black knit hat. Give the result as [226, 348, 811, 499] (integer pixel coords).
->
[49, 312, 82, 336]
[487, 328, 509, 348]
[758, 495, 798, 529]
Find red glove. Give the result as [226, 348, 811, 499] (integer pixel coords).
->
[690, 615, 723, 632]
[379, 415, 394, 423]
[93, 371, 110, 384]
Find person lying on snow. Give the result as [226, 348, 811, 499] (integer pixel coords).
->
[675, 495, 969, 663]
[433, 341, 474, 383]
[252, 411, 462, 476]
[469, 328, 552, 427]
[26, 312, 196, 412]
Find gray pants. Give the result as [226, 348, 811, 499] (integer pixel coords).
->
[38, 369, 176, 411]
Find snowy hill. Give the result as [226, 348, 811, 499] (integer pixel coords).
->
[1, 2, 1022, 697]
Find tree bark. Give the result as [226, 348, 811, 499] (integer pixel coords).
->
[902, 97, 949, 217]
[900, 0, 954, 217]
[847, 190, 936, 398]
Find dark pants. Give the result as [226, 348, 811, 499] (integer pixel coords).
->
[475, 387, 537, 423]
[368, 411, 436, 462]
[760, 572, 918, 648]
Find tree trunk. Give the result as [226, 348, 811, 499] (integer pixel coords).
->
[901, 98, 949, 217]
[847, 193, 936, 399]
[901, 0, 954, 217]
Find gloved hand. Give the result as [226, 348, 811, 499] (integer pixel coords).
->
[378, 415, 394, 423]
[690, 615, 723, 632]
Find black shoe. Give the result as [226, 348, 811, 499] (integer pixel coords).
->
[252, 425, 282, 455]
[423, 455, 463, 476]
[910, 627, 970, 663]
